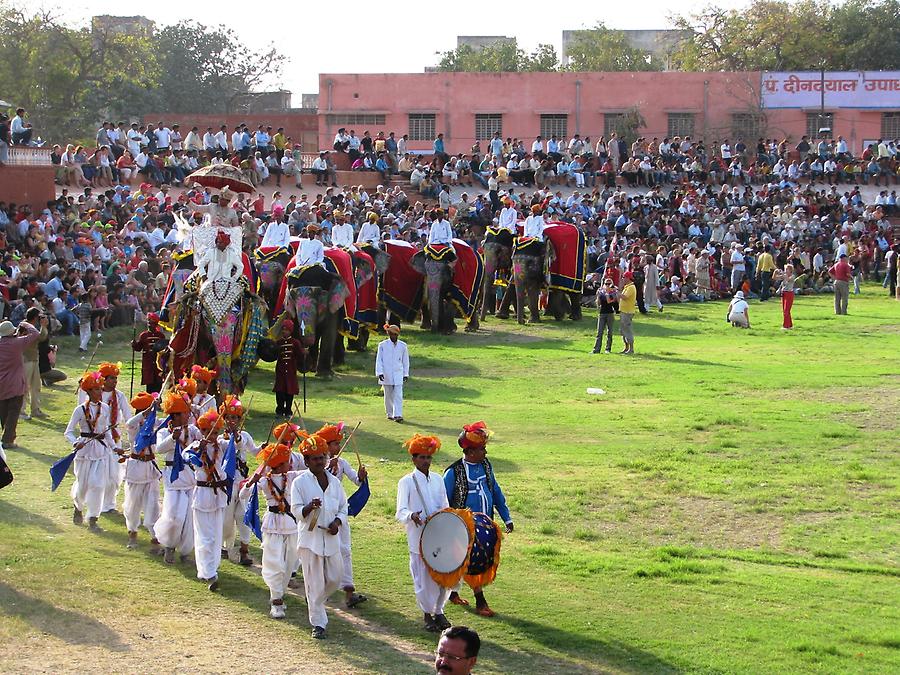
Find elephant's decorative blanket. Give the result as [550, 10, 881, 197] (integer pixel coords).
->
[449, 239, 484, 321]
[544, 222, 587, 294]
[382, 240, 425, 322]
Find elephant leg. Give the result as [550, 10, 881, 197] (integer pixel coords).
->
[569, 292, 583, 320]
[480, 258, 497, 320]
[512, 260, 527, 324]
[315, 312, 338, 378]
[526, 283, 542, 323]
[333, 333, 346, 367]
[424, 261, 445, 334]
[547, 290, 566, 321]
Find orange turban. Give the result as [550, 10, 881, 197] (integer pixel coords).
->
[97, 361, 121, 377]
[273, 423, 306, 445]
[383, 323, 400, 336]
[256, 443, 292, 468]
[190, 365, 217, 384]
[219, 395, 243, 417]
[175, 377, 197, 398]
[162, 390, 191, 414]
[299, 434, 329, 457]
[197, 409, 223, 432]
[458, 421, 492, 450]
[316, 423, 344, 444]
[79, 371, 105, 392]
[130, 391, 158, 411]
[403, 434, 441, 456]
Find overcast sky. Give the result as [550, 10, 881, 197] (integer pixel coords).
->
[65, 0, 750, 100]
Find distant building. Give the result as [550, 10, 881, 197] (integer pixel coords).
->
[91, 15, 154, 39]
[562, 29, 689, 70]
[456, 35, 516, 50]
[229, 90, 292, 114]
[300, 93, 320, 111]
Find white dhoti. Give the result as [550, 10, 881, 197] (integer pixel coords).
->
[123, 479, 161, 535]
[383, 384, 403, 418]
[102, 452, 124, 512]
[409, 552, 451, 615]
[298, 548, 343, 628]
[338, 520, 354, 589]
[262, 531, 299, 601]
[155, 488, 194, 553]
[193, 507, 225, 580]
[72, 456, 110, 519]
[222, 492, 251, 551]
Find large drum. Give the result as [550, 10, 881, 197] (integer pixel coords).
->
[420, 508, 473, 589]
[465, 512, 503, 588]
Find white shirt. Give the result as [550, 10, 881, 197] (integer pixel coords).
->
[498, 207, 517, 232]
[290, 470, 347, 557]
[358, 221, 381, 247]
[260, 220, 291, 248]
[523, 214, 545, 241]
[396, 469, 449, 553]
[330, 222, 355, 248]
[64, 401, 115, 460]
[202, 132, 216, 150]
[155, 127, 172, 148]
[295, 238, 325, 266]
[375, 338, 409, 385]
[240, 471, 300, 534]
[156, 424, 202, 490]
[214, 130, 228, 150]
[427, 219, 453, 245]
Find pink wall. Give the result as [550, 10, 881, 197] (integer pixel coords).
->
[318, 72, 894, 154]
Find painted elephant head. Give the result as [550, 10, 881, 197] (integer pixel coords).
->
[411, 249, 457, 334]
[511, 239, 556, 324]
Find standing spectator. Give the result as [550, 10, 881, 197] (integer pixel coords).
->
[778, 264, 796, 330]
[375, 324, 409, 423]
[75, 293, 93, 352]
[756, 246, 776, 302]
[20, 308, 48, 420]
[829, 253, 852, 315]
[591, 277, 619, 354]
[619, 271, 637, 354]
[0, 319, 41, 448]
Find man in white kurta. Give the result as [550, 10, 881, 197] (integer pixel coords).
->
[185, 413, 228, 589]
[155, 402, 200, 564]
[375, 324, 409, 422]
[260, 217, 291, 249]
[498, 201, 518, 232]
[357, 214, 382, 248]
[239, 443, 298, 619]
[65, 373, 117, 532]
[427, 215, 454, 245]
[294, 225, 325, 267]
[290, 436, 348, 639]
[329, 212, 355, 249]
[396, 435, 452, 632]
[123, 392, 162, 551]
[218, 398, 256, 566]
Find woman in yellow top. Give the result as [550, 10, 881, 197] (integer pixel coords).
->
[619, 271, 637, 354]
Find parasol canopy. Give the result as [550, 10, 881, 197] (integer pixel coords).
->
[186, 163, 254, 193]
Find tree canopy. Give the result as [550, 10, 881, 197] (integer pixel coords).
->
[0, 4, 286, 142]
[564, 24, 662, 72]
[436, 42, 560, 72]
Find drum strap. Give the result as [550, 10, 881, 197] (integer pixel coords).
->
[412, 472, 430, 519]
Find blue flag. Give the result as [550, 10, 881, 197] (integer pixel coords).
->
[135, 411, 170, 455]
[223, 434, 237, 503]
[348, 480, 370, 517]
[49, 450, 78, 492]
[170, 438, 186, 482]
[243, 483, 263, 541]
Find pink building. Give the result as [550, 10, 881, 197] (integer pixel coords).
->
[318, 71, 900, 155]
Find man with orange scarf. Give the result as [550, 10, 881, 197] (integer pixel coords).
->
[79, 362, 132, 513]
[443, 421, 513, 617]
[396, 434, 451, 633]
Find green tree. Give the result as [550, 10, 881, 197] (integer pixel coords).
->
[435, 42, 558, 72]
[610, 107, 647, 146]
[830, 0, 900, 69]
[564, 23, 662, 71]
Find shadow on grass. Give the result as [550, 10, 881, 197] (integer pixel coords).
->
[633, 353, 723, 368]
[0, 498, 63, 533]
[10, 444, 59, 464]
[0, 581, 129, 651]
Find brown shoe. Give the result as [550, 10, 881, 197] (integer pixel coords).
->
[475, 605, 496, 617]
[449, 592, 469, 606]
[73, 509, 83, 526]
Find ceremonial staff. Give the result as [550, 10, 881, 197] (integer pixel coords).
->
[129, 309, 139, 398]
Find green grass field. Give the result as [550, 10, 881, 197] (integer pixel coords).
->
[1, 289, 898, 674]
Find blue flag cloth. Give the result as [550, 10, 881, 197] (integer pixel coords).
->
[243, 483, 263, 541]
[170, 439, 186, 482]
[135, 411, 171, 455]
[223, 434, 237, 503]
[49, 450, 78, 492]
[347, 480, 370, 517]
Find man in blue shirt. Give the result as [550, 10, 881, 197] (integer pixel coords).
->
[433, 133, 449, 164]
[443, 421, 513, 617]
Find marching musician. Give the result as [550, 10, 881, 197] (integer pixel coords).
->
[185, 409, 228, 591]
[443, 422, 513, 618]
[239, 442, 298, 620]
[131, 313, 166, 393]
[65, 371, 118, 532]
[274, 319, 303, 417]
[123, 391, 162, 552]
[396, 434, 452, 633]
[78, 362, 131, 514]
[155, 390, 200, 565]
[218, 396, 255, 567]
[290, 433, 348, 640]
[318, 423, 369, 609]
[189, 365, 217, 418]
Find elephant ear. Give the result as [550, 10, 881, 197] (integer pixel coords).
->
[327, 279, 351, 315]
[372, 250, 391, 275]
[409, 251, 427, 276]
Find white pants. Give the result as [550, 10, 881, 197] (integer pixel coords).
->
[262, 531, 299, 601]
[298, 548, 343, 628]
[383, 383, 403, 418]
[155, 488, 194, 553]
[193, 507, 225, 580]
[339, 519, 354, 589]
[222, 492, 251, 550]
[24, 360, 41, 415]
[72, 456, 110, 519]
[102, 452, 124, 512]
[574, 172, 585, 187]
[79, 322, 91, 350]
[409, 552, 451, 615]
[124, 479, 161, 536]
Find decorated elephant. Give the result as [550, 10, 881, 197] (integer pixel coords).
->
[380, 239, 425, 326]
[344, 245, 387, 352]
[273, 249, 353, 379]
[479, 226, 514, 320]
[410, 240, 483, 335]
[255, 244, 296, 319]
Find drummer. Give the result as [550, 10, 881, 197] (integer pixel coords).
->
[396, 434, 452, 633]
[443, 421, 513, 617]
